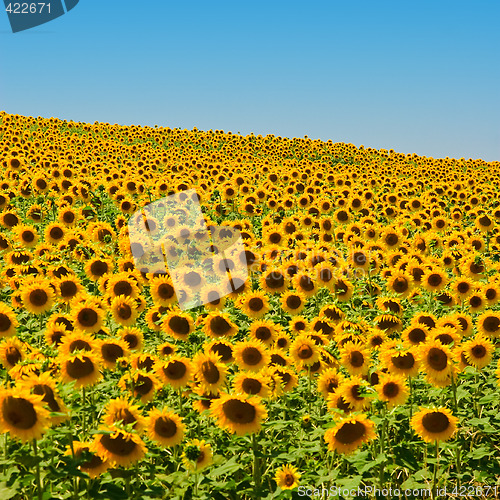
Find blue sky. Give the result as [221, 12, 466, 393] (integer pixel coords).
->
[1, 1, 499, 160]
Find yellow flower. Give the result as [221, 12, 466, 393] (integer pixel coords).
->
[210, 393, 267, 436]
[146, 408, 184, 447]
[411, 407, 458, 443]
[275, 463, 301, 490]
[324, 414, 376, 454]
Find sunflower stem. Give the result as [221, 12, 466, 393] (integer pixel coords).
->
[379, 403, 387, 487]
[408, 376, 413, 421]
[252, 432, 261, 491]
[33, 439, 42, 500]
[432, 441, 439, 499]
[81, 387, 86, 434]
[178, 388, 183, 416]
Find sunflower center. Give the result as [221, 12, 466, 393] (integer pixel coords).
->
[100, 433, 137, 456]
[114, 281, 133, 296]
[169, 316, 190, 335]
[254, 326, 271, 342]
[241, 347, 262, 366]
[5, 346, 21, 366]
[69, 339, 92, 352]
[210, 343, 232, 362]
[284, 474, 295, 487]
[385, 234, 398, 246]
[124, 333, 139, 349]
[349, 351, 364, 367]
[383, 382, 399, 398]
[427, 274, 442, 287]
[222, 399, 256, 424]
[185, 271, 202, 288]
[115, 408, 136, 426]
[422, 412, 449, 433]
[391, 352, 415, 370]
[78, 308, 99, 327]
[66, 357, 95, 379]
[209, 316, 232, 336]
[408, 328, 426, 343]
[154, 416, 177, 438]
[117, 303, 132, 320]
[471, 345, 487, 358]
[134, 375, 153, 395]
[435, 333, 453, 345]
[22, 230, 35, 242]
[286, 295, 302, 309]
[49, 227, 64, 240]
[265, 273, 285, 289]
[428, 347, 448, 371]
[299, 275, 314, 291]
[101, 343, 124, 362]
[164, 360, 187, 380]
[457, 282, 470, 294]
[392, 277, 409, 293]
[335, 421, 366, 444]
[248, 297, 264, 312]
[157, 283, 175, 299]
[201, 361, 220, 384]
[326, 379, 339, 393]
[482, 316, 500, 332]
[2, 396, 37, 429]
[241, 378, 262, 394]
[60, 281, 78, 297]
[29, 289, 48, 307]
[297, 345, 313, 359]
[90, 261, 108, 277]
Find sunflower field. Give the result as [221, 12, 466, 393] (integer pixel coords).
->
[0, 110, 500, 499]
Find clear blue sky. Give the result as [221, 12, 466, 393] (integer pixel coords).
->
[1, 1, 499, 161]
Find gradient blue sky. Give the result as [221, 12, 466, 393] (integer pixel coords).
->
[1, 1, 499, 161]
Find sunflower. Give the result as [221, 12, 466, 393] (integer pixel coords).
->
[476, 312, 500, 338]
[374, 314, 403, 334]
[267, 366, 298, 395]
[421, 269, 448, 293]
[18, 371, 68, 424]
[411, 407, 458, 443]
[149, 275, 177, 307]
[71, 297, 105, 334]
[156, 356, 193, 389]
[339, 342, 370, 376]
[92, 429, 146, 467]
[0, 387, 51, 442]
[193, 351, 227, 395]
[13, 224, 39, 248]
[110, 295, 138, 327]
[418, 340, 455, 382]
[162, 309, 194, 341]
[235, 291, 270, 319]
[105, 273, 140, 301]
[232, 372, 270, 398]
[0, 337, 26, 370]
[204, 339, 234, 364]
[324, 414, 376, 454]
[210, 393, 267, 436]
[59, 351, 102, 388]
[376, 373, 408, 409]
[460, 335, 494, 369]
[386, 272, 412, 297]
[333, 277, 354, 302]
[431, 326, 460, 346]
[402, 324, 430, 346]
[317, 368, 345, 400]
[379, 344, 419, 378]
[99, 338, 130, 370]
[260, 268, 288, 294]
[280, 290, 307, 315]
[69, 441, 109, 479]
[202, 311, 238, 339]
[275, 463, 301, 490]
[289, 334, 321, 368]
[84, 257, 113, 281]
[146, 408, 184, 447]
[233, 340, 270, 372]
[249, 319, 280, 346]
[118, 370, 160, 403]
[336, 376, 372, 412]
[475, 214, 494, 233]
[181, 439, 213, 471]
[58, 331, 98, 358]
[20, 279, 55, 315]
[102, 397, 145, 433]
[119, 327, 144, 351]
[482, 283, 500, 305]
[56, 276, 83, 303]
